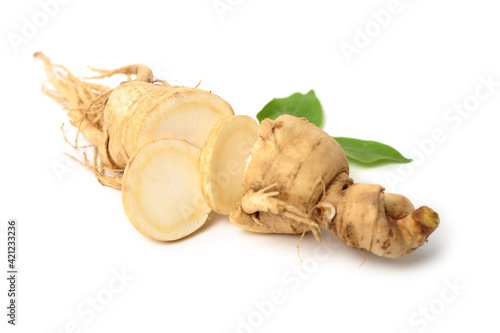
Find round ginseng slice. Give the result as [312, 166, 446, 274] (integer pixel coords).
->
[200, 116, 259, 215]
[122, 139, 210, 241]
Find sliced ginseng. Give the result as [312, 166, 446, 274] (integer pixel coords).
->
[200, 115, 259, 215]
[122, 139, 210, 241]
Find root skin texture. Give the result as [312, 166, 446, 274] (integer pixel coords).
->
[231, 115, 439, 259]
[230, 115, 348, 241]
[36, 52, 234, 185]
[37, 53, 233, 241]
[38, 54, 439, 254]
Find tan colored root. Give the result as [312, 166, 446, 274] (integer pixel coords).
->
[359, 249, 366, 267]
[240, 184, 322, 242]
[60, 124, 92, 149]
[87, 64, 155, 84]
[35, 52, 108, 144]
[230, 115, 345, 243]
[315, 182, 439, 259]
[231, 115, 438, 259]
[297, 230, 306, 263]
[35, 52, 159, 187]
[38, 53, 234, 192]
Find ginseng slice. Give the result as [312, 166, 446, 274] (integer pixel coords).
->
[200, 115, 259, 215]
[133, 89, 234, 155]
[122, 139, 210, 241]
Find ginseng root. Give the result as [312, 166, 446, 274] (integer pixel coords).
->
[35, 52, 233, 183]
[228, 115, 439, 259]
[36, 53, 232, 240]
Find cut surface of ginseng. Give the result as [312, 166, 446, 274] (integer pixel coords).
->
[130, 89, 235, 158]
[104, 86, 235, 169]
[200, 115, 259, 215]
[122, 139, 210, 241]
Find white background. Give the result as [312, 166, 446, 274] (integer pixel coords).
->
[1, 0, 499, 332]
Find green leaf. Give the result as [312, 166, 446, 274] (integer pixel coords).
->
[257, 90, 323, 127]
[333, 137, 412, 164]
[256, 90, 411, 165]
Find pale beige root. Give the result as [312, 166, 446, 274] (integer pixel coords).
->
[36, 52, 234, 185]
[87, 63, 154, 83]
[314, 183, 438, 258]
[200, 115, 259, 215]
[230, 114, 439, 259]
[34, 52, 110, 149]
[122, 139, 210, 241]
[229, 115, 349, 241]
[34, 52, 155, 180]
